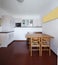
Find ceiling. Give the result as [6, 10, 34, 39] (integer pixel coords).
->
[0, 0, 58, 15]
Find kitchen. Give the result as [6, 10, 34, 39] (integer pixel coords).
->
[0, 15, 42, 47]
[0, 0, 57, 65]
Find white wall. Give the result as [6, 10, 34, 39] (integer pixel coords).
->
[0, 8, 9, 31]
[43, 19, 58, 55]
[14, 27, 42, 40]
[1, 16, 15, 32]
[0, 8, 15, 32]
[0, 8, 9, 16]
[14, 15, 42, 26]
[14, 15, 42, 40]
[42, 0, 58, 55]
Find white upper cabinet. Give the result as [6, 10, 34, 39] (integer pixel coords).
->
[0, 15, 15, 31]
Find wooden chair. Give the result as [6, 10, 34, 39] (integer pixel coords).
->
[29, 37, 41, 56]
[40, 36, 51, 56]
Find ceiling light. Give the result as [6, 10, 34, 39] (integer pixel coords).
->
[17, 0, 24, 3]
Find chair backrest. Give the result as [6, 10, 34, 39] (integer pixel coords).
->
[30, 37, 41, 46]
[41, 36, 50, 45]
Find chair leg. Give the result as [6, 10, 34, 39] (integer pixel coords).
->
[40, 47, 42, 56]
[39, 47, 40, 56]
[49, 48, 51, 56]
[30, 47, 32, 56]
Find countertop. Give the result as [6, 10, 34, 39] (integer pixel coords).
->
[0, 31, 14, 33]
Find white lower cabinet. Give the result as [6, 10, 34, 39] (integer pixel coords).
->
[0, 32, 14, 47]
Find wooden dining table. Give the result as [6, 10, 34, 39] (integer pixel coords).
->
[25, 32, 54, 39]
[25, 32, 54, 46]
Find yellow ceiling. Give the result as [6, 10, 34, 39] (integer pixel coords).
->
[43, 7, 58, 22]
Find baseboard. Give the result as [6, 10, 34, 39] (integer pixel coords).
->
[51, 49, 57, 56]
[7, 40, 15, 47]
[7, 40, 27, 47]
[14, 40, 27, 42]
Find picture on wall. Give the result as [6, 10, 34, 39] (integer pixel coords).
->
[21, 19, 33, 27]
[21, 19, 25, 26]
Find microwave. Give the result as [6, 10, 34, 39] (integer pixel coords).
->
[15, 23, 21, 27]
